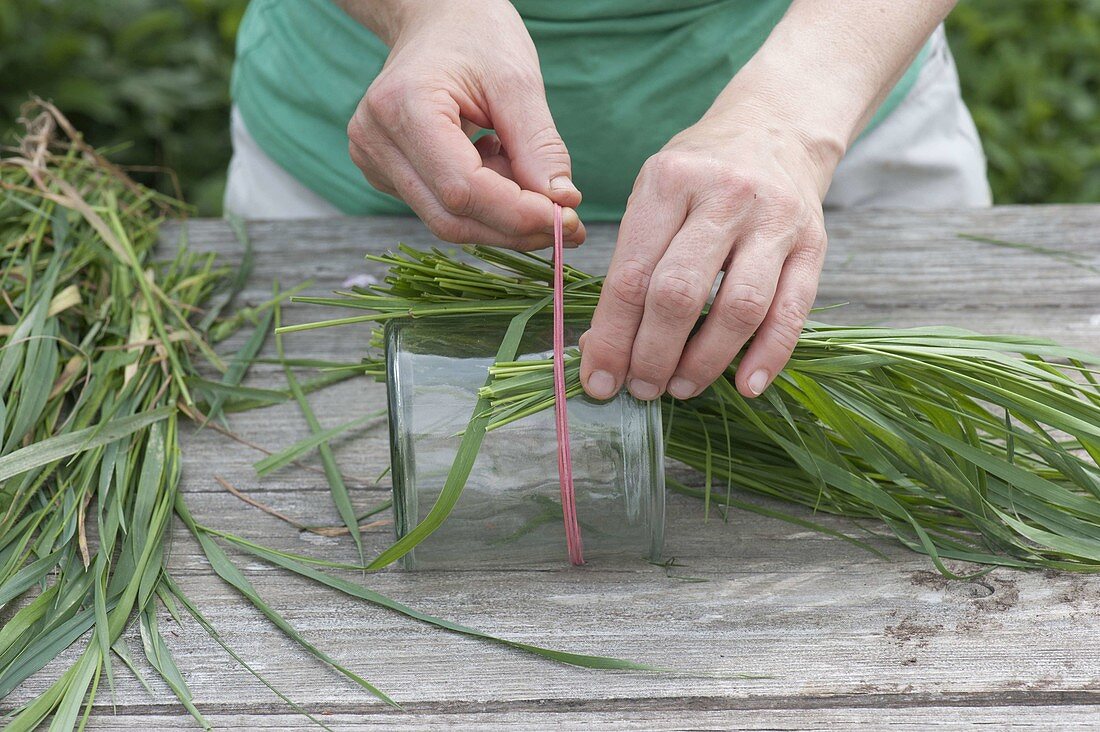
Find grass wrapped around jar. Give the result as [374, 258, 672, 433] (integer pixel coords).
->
[289, 244, 1100, 575]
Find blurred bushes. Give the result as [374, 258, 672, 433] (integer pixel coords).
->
[947, 0, 1100, 203]
[2, 0, 1096, 213]
[0, 0, 247, 215]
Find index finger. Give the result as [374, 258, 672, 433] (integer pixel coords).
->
[579, 187, 687, 399]
[387, 90, 577, 243]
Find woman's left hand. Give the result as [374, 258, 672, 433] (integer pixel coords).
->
[579, 107, 839, 402]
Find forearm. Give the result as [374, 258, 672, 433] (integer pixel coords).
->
[704, 0, 956, 186]
[333, 0, 416, 45]
[336, 0, 524, 51]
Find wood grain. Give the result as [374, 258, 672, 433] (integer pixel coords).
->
[5, 208, 1100, 729]
[70, 705, 1100, 731]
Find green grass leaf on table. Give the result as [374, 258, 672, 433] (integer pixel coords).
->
[174, 496, 399, 709]
[198, 214, 254, 332]
[0, 407, 172, 483]
[218, 526, 666, 674]
[162, 574, 336, 732]
[200, 305, 273, 428]
[274, 291, 365, 563]
[254, 410, 384, 478]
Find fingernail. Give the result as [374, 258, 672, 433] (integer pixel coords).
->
[559, 207, 580, 233]
[668, 376, 697, 400]
[550, 176, 579, 195]
[569, 222, 586, 246]
[587, 370, 617, 399]
[747, 369, 770, 396]
[628, 379, 660, 401]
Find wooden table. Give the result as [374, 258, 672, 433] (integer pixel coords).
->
[9, 207, 1100, 729]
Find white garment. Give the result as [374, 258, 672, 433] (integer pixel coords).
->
[224, 106, 343, 219]
[223, 27, 990, 219]
[823, 26, 992, 208]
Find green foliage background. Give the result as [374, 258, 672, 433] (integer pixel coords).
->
[2, 0, 1097, 215]
[948, 0, 1100, 204]
[0, 0, 247, 215]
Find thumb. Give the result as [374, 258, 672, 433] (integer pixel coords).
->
[489, 80, 581, 208]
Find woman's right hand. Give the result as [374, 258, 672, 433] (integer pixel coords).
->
[345, 0, 585, 250]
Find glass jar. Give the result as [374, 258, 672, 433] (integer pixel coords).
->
[385, 314, 665, 570]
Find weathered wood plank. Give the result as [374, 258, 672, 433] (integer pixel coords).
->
[10, 505, 1100, 710]
[173, 206, 1100, 350]
[73, 705, 1100, 731]
[5, 208, 1100, 727]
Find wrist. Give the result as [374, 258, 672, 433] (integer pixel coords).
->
[697, 90, 846, 197]
[708, 0, 953, 187]
[340, 0, 514, 47]
[335, 0, 422, 46]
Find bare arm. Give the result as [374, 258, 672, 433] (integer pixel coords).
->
[332, 0, 412, 45]
[715, 0, 955, 173]
[580, 0, 956, 402]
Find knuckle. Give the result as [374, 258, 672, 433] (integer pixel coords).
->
[346, 117, 367, 150]
[437, 177, 474, 216]
[684, 350, 736, 382]
[423, 210, 465, 243]
[642, 151, 696, 190]
[789, 237, 827, 274]
[363, 80, 404, 126]
[361, 169, 388, 192]
[489, 66, 542, 96]
[605, 260, 651, 308]
[713, 170, 757, 201]
[502, 214, 536, 239]
[363, 169, 385, 189]
[650, 267, 708, 321]
[765, 190, 807, 221]
[693, 171, 757, 220]
[746, 192, 811, 244]
[804, 219, 828, 253]
[347, 123, 383, 170]
[630, 352, 672, 381]
[529, 141, 571, 174]
[524, 123, 569, 159]
[347, 140, 368, 169]
[716, 282, 771, 332]
[348, 143, 390, 192]
[769, 297, 810, 350]
[586, 331, 633, 364]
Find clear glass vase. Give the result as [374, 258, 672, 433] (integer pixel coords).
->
[385, 314, 665, 570]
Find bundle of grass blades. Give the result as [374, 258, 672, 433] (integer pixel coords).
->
[0, 100, 291, 729]
[0, 102, 224, 729]
[1, 103, 657, 730]
[288, 245, 1100, 574]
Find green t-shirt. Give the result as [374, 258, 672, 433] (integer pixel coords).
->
[232, 0, 927, 221]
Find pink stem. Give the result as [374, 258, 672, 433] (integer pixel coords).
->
[552, 203, 584, 565]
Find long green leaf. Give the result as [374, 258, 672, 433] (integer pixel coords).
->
[0, 407, 172, 483]
[274, 292, 364, 562]
[367, 296, 551, 570]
